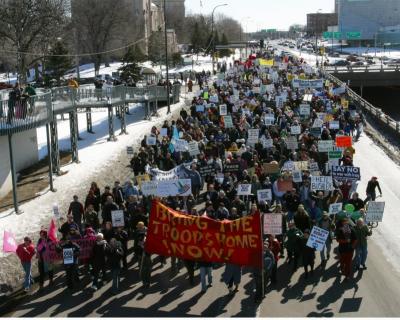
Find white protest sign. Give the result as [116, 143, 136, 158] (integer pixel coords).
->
[366, 201, 385, 222]
[237, 184, 252, 196]
[156, 179, 192, 197]
[318, 140, 334, 153]
[53, 204, 60, 218]
[196, 105, 205, 112]
[224, 115, 234, 128]
[313, 118, 324, 128]
[300, 104, 311, 116]
[282, 161, 295, 172]
[160, 128, 168, 137]
[188, 141, 200, 156]
[219, 104, 227, 116]
[146, 135, 157, 146]
[174, 139, 188, 152]
[263, 214, 283, 235]
[257, 189, 272, 203]
[276, 96, 284, 108]
[63, 248, 74, 265]
[247, 129, 259, 145]
[111, 210, 125, 227]
[141, 181, 158, 196]
[310, 176, 333, 191]
[309, 162, 320, 172]
[292, 171, 303, 183]
[261, 137, 273, 149]
[285, 136, 298, 150]
[329, 121, 340, 130]
[290, 125, 301, 135]
[264, 115, 275, 126]
[306, 226, 330, 251]
[329, 202, 343, 215]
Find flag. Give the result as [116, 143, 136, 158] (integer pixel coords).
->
[3, 230, 17, 253]
[48, 218, 58, 243]
[259, 59, 274, 66]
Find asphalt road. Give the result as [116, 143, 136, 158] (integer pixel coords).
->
[2, 236, 400, 317]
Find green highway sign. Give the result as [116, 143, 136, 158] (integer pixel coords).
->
[346, 32, 361, 39]
[266, 29, 277, 32]
[323, 32, 342, 39]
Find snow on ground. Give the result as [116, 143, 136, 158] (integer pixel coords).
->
[0, 94, 190, 258]
[341, 47, 400, 59]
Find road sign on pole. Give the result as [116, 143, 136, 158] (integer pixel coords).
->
[346, 32, 361, 39]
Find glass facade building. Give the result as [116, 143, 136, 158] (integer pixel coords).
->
[338, 0, 400, 42]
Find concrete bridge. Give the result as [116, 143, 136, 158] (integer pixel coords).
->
[324, 65, 400, 88]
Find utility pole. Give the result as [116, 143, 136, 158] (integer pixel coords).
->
[163, 0, 170, 113]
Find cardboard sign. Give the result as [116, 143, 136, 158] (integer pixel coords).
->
[136, 174, 150, 188]
[237, 184, 252, 196]
[299, 104, 310, 116]
[366, 201, 385, 222]
[285, 136, 298, 150]
[160, 128, 168, 137]
[310, 127, 321, 137]
[329, 202, 343, 214]
[311, 176, 333, 191]
[263, 162, 280, 174]
[331, 166, 361, 181]
[318, 140, 334, 153]
[188, 141, 200, 156]
[257, 189, 272, 203]
[146, 135, 157, 146]
[336, 136, 352, 148]
[127, 146, 134, 155]
[111, 210, 125, 227]
[224, 163, 240, 173]
[264, 115, 275, 126]
[306, 226, 330, 251]
[277, 180, 293, 192]
[247, 129, 260, 145]
[223, 115, 234, 128]
[292, 170, 303, 183]
[174, 139, 188, 152]
[329, 121, 340, 130]
[199, 164, 216, 177]
[263, 214, 282, 235]
[313, 118, 324, 128]
[196, 105, 205, 112]
[329, 150, 342, 159]
[294, 161, 309, 171]
[63, 248, 74, 265]
[219, 104, 227, 116]
[290, 125, 301, 135]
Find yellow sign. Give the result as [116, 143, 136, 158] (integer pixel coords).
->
[136, 174, 150, 188]
[259, 59, 274, 66]
[341, 98, 349, 109]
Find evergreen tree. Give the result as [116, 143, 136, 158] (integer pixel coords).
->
[118, 46, 143, 82]
[219, 33, 232, 58]
[45, 41, 72, 86]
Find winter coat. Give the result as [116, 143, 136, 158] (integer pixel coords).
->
[106, 242, 124, 269]
[68, 201, 84, 224]
[294, 212, 311, 232]
[354, 225, 372, 248]
[285, 227, 303, 252]
[336, 225, 357, 253]
[301, 238, 315, 266]
[84, 210, 100, 230]
[92, 240, 108, 270]
[56, 241, 80, 266]
[16, 243, 35, 263]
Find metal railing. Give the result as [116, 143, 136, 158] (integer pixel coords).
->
[323, 71, 400, 133]
[324, 65, 400, 74]
[0, 91, 53, 136]
[0, 83, 182, 136]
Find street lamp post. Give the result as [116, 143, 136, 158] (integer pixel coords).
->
[211, 3, 228, 75]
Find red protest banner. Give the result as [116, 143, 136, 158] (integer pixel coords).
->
[335, 136, 352, 148]
[145, 201, 263, 268]
[42, 238, 96, 264]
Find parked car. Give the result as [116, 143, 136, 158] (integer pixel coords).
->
[350, 61, 367, 67]
[331, 60, 350, 67]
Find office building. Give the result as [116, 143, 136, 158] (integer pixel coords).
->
[307, 13, 338, 36]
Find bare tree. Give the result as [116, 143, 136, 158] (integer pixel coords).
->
[0, 0, 67, 83]
[71, 0, 133, 75]
[215, 14, 243, 42]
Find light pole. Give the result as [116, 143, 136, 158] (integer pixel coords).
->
[315, 9, 322, 67]
[211, 3, 228, 75]
[163, 0, 171, 113]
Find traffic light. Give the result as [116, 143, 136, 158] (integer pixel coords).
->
[260, 39, 265, 48]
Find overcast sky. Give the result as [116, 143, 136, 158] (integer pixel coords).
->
[184, 0, 335, 31]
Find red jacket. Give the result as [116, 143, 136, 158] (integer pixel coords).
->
[269, 239, 281, 263]
[16, 244, 35, 263]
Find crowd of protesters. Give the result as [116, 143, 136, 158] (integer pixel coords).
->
[15, 45, 379, 304]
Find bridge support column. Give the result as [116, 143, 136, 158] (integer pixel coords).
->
[120, 105, 127, 135]
[76, 111, 83, 141]
[69, 111, 79, 163]
[50, 120, 61, 175]
[360, 85, 363, 98]
[86, 107, 94, 133]
[107, 105, 117, 141]
[7, 134, 22, 214]
[45, 123, 55, 192]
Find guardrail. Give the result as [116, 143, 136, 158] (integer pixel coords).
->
[324, 65, 400, 73]
[0, 84, 181, 136]
[323, 71, 400, 134]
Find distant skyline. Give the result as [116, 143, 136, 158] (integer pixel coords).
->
[184, 0, 335, 31]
